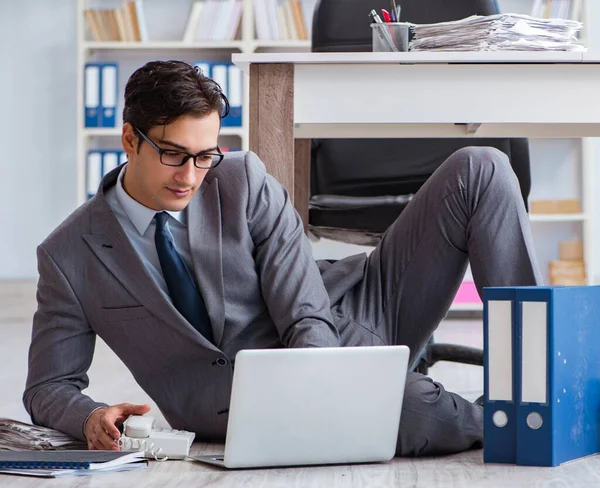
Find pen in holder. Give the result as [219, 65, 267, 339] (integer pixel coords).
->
[371, 22, 410, 52]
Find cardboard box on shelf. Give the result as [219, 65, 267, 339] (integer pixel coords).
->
[548, 259, 586, 285]
[530, 199, 581, 214]
[559, 240, 584, 261]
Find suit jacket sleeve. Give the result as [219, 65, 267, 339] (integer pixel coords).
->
[244, 152, 340, 348]
[23, 245, 107, 441]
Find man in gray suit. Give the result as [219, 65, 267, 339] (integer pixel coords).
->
[24, 60, 541, 456]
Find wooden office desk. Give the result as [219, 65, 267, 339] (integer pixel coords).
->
[232, 52, 600, 225]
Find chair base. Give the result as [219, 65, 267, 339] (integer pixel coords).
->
[309, 226, 384, 247]
[412, 343, 484, 376]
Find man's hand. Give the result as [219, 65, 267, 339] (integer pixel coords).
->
[84, 403, 151, 450]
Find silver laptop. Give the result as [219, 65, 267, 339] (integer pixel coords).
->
[192, 345, 409, 469]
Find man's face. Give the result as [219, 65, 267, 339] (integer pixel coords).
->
[121, 112, 221, 212]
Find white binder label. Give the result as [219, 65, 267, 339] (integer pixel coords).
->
[87, 152, 102, 196]
[521, 301, 547, 404]
[101, 65, 117, 107]
[488, 300, 513, 401]
[102, 152, 119, 177]
[212, 65, 228, 97]
[228, 65, 242, 107]
[84, 65, 99, 107]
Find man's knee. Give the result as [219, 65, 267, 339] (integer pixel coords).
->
[446, 146, 511, 175]
[443, 146, 520, 198]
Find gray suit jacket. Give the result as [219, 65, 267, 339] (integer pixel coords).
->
[24, 151, 377, 441]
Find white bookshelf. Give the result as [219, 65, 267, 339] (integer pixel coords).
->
[76, 0, 311, 207]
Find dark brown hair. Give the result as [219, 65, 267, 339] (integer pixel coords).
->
[123, 60, 229, 146]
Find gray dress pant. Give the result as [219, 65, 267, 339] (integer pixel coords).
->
[337, 146, 542, 456]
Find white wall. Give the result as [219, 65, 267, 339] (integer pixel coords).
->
[1, 1, 78, 279]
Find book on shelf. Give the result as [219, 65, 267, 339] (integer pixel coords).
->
[531, 0, 583, 21]
[254, 0, 316, 41]
[85, 0, 147, 42]
[183, 0, 243, 42]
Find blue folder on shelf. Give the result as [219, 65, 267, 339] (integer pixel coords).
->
[199, 61, 243, 128]
[226, 63, 243, 127]
[84, 62, 118, 128]
[84, 63, 101, 127]
[86, 150, 102, 200]
[484, 285, 600, 467]
[194, 61, 211, 78]
[100, 63, 118, 127]
[101, 150, 120, 178]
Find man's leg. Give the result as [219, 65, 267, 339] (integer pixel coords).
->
[337, 146, 542, 456]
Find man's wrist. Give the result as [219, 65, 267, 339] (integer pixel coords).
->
[82, 406, 107, 439]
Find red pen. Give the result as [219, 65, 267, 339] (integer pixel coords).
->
[381, 9, 392, 23]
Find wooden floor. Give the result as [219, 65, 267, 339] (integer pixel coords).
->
[2, 279, 600, 487]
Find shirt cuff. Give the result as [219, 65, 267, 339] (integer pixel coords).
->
[82, 405, 108, 439]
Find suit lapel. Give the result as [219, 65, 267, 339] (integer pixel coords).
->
[83, 170, 219, 351]
[187, 179, 226, 347]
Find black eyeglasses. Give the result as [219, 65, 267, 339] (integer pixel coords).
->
[134, 126, 224, 169]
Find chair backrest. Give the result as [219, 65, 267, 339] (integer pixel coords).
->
[309, 0, 531, 211]
[312, 0, 500, 52]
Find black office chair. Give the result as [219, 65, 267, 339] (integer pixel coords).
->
[310, 0, 530, 374]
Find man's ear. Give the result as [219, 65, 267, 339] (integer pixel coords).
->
[121, 123, 138, 155]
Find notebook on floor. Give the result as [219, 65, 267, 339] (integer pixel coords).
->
[0, 450, 147, 477]
[190, 345, 410, 469]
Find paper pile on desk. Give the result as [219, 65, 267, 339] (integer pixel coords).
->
[0, 418, 87, 451]
[410, 14, 585, 52]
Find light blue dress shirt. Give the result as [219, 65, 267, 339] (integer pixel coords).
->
[104, 165, 196, 299]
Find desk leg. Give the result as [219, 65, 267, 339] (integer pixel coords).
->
[249, 64, 310, 231]
[294, 139, 311, 231]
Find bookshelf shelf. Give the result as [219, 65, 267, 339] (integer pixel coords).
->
[529, 213, 588, 223]
[252, 40, 311, 49]
[83, 127, 245, 138]
[83, 41, 246, 51]
[83, 40, 312, 52]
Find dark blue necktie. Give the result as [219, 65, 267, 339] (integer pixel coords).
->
[154, 212, 214, 343]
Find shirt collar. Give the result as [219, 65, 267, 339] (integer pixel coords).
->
[115, 164, 185, 236]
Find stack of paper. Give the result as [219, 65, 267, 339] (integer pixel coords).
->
[409, 14, 585, 52]
[0, 418, 87, 451]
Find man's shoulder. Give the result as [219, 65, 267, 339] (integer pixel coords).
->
[39, 198, 95, 254]
[204, 150, 266, 188]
